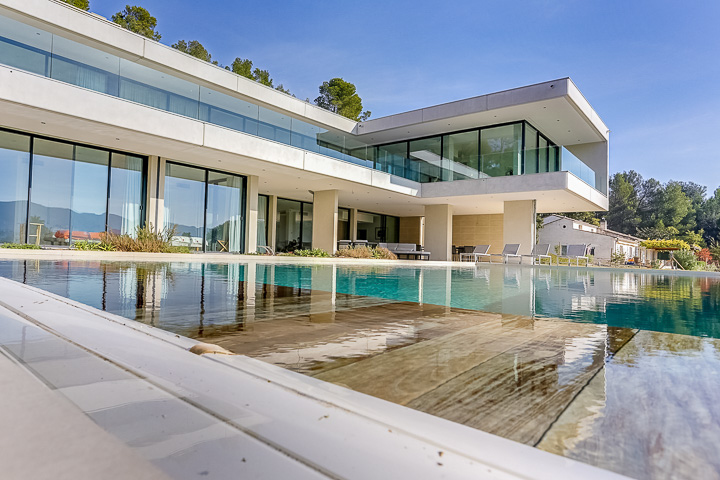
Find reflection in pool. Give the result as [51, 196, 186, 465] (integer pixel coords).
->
[1, 259, 719, 338]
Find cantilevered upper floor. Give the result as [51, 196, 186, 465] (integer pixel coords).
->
[0, 0, 608, 215]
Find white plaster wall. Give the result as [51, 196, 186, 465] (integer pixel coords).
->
[538, 219, 626, 260]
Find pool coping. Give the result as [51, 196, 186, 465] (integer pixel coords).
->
[0, 276, 629, 479]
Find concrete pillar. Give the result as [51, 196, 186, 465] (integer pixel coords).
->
[268, 195, 278, 251]
[502, 200, 536, 255]
[145, 156, 165, 231]
[424, 204, 453, 261]
[311, 190, 339, 253]
[244, 175, 259, 254]
[349, 208, 358, 241]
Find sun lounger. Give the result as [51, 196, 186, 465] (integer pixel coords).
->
[522, 244, 551, 265]
[557, 244, 589, 266]
[459, 245, 490, 262]
[486, 244, 521, 264]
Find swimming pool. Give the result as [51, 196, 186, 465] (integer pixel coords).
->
[1, 259, 719, 338]
[2, 257, 720, 479]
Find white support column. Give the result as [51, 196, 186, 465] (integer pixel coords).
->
[267, 195, 278, 251]
[349, 208, 358, 242]
[311, 190, 339, 253]
[502, 200, 536, 255]
[145, 156, 165, 231]
[424, 204, 453, 261]
[244, 175, 259, 254]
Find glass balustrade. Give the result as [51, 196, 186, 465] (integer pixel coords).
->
[0, 13, 601, 191]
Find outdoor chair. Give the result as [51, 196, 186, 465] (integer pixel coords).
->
[337, 240, 352, 250]
[257, 245, 275, 255]
[557, 244, 589, 266]
[522, 244, 551, 265]
[488, 244, 522, 264]
[459, 245, 490, 262]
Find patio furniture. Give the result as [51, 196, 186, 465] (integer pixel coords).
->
[459, 245, 490, 262]
[557, 244, 589, 266]
[257, 245, 275, 255]
[378, 242, 431, 260]
[337, 240, 352, 250]
[486, 244, 521, 264]
[522, 244, 551, 265]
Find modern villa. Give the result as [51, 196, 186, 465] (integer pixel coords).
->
[0, 0, 609, 260]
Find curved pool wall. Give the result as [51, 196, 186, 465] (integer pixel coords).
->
[1, 259, 719, 338]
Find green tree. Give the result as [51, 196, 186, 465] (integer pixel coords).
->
[62, 0, 89, 10]
[229, 57, 291, 94]
[699, 188, 720, 241]
[111, 5, 161, 41]
[172, 40, 216, 64]
[315, 78, 371, 121]
[607, 172, 640, 233]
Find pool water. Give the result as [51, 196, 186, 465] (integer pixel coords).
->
[2, 258, 720, 479]
[2, 259, 719, 338]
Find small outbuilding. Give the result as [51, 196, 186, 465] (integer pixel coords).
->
[539, 215, 642, 263]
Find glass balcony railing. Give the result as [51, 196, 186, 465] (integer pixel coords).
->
[0, 12, 601, 193]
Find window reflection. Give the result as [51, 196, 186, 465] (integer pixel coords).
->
[0, 131, 30, 243]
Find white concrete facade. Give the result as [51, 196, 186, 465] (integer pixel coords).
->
[0, 0, 610, 259]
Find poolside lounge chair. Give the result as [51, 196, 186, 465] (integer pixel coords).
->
[337, 240, 352, 250]
[522, 244, 551, 265]
[487, 244, 521, 264]
[558, 244, 589, 266]
[257, 245, 275, 255]
[459, 245, 490, 262]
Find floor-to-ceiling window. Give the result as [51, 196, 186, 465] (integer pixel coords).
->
[0, 131, 30, 244]
[108, 153, 144, 235]
[0, 128, 147, 246]
[206, 171, 245, 252]
[275, 198, 312, 252]
[356, 211, 399, 244]
[164, 162, 246, 253]
[257, 194, 269, 248]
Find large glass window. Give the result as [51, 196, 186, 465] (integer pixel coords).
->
[29, 139, 109, 245]
[164, 163, 247, 252]
[480, 124, 522, 177]
[275, 198, 312, 252]
[0, 131, 30, 244]
[524, 124, 538, 174]
[408, 136, 443, 182]
[205, 171, 245, 253]
[442, 131, 479, 181]
[164, 163, 206, 248]
[257, 194, 269, 248]
[108, 153, 144, 235]
[357, 211, 399, 243]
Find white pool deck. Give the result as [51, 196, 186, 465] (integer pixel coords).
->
[0, 251, 629, 479]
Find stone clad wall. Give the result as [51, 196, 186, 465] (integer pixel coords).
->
[452, 214, 504, 254]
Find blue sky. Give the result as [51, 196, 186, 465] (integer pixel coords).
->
[93, 1, 720, 193]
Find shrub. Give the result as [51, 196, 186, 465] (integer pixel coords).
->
[697, 248, 713, 263]
[101, 224, 188, 253]
[372, 247, 397, 260]
[0, 243, 41, 249]
[673, 249, 700, 270]
[292, 248, 331, 257]
[73, 240, 115, 251]
[335, 246, 397, 260]
[610, 251, 626, 266]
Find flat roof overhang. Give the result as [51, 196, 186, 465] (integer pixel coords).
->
[0, 66, 606, 217]
[355, 78, 609, 148]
